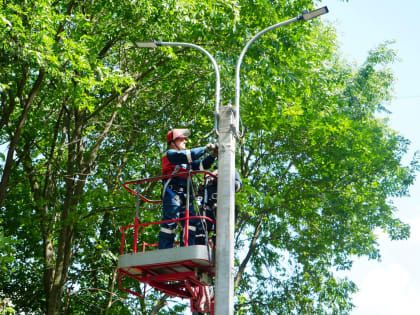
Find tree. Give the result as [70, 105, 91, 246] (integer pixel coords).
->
[233, 24, 417, 312]
[0, 0, 235, 313]
[0, 0, 417, 314]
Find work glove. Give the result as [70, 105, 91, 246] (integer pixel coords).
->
[205, 143, 218, 158]
[211, 145, 218, 158]
[205, 143, 217, 152]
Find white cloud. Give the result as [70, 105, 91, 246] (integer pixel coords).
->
[350, 215, 420, 315]
[408, 216, 420, 244]
[352, 263, 420, 315]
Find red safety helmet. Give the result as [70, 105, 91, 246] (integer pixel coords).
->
[166, 128, 191, 144]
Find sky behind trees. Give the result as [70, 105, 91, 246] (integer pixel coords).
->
[321, 0, 420, 313]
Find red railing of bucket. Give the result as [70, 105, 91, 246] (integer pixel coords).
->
[121, 170, 217, 253]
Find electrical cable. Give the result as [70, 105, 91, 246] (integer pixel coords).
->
[188, 170, 213, 268]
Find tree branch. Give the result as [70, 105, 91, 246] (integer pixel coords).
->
[55, 0, 76, 41]
[150, 294, 170, 315]
[234, 214, 264, 287]
[0, 67, 45, 208]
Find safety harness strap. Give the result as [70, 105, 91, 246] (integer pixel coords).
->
[186, 149, 192, 163]
[162, 165, 181, 199]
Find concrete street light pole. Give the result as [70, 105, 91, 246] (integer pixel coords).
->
[215, 6, 329, 315]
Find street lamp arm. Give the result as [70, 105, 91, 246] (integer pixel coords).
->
[234, 16, 299, 129]
[234, 6, 329, 130]
[159, 42, 220, 133]
[136, 41, 221, 133]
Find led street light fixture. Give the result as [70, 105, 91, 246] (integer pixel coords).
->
[135, 41, 160, 48]
[300, 6, 329, 21]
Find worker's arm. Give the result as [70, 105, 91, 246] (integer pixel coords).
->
[167, 147, 215, 170]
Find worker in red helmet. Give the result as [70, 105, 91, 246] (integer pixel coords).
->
[159, 128, 218, 249]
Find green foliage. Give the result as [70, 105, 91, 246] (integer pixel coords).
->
[0, 0, 417, 314]
[0, 219, 15, 271]
[0, 293, 16, 315]
[233, 20, 417, 314]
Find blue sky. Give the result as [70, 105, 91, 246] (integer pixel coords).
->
[320, 0, 420, 314]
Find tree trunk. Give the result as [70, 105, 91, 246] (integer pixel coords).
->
[105, 267, 118, 314]
[44, 107, 119, 314]
[234, 215, 264, 287]
[0, 68, 44, 208]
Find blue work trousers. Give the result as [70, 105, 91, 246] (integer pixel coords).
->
[158, 189, 198, 249]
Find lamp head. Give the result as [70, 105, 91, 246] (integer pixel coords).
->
[135, 41, 160, 48]
[299, 6, 329, 21]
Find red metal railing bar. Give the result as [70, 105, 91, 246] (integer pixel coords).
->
[133, 216, 139, 253]
[122, 170, 217, 204]
[120, 215, 216, 255]
[119, 170, 217, 310]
